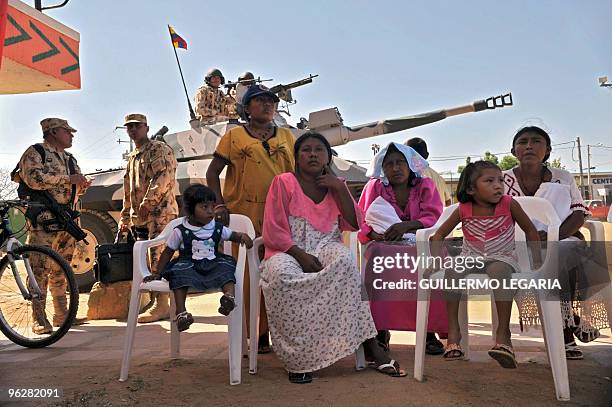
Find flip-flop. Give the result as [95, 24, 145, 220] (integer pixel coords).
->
[488, 344, 517, 368]
[565, 341, 583, 360]
[375, 359, 407, 377]
[288, 372, 312, 384]
[443, 343, 465, 361]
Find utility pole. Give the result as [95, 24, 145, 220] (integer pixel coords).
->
[115, 126, 133, 161]
[576, 137, 585, 198]
[587, 144, 592, 199]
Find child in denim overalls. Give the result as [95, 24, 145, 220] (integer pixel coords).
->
[145, 184, 252, 331]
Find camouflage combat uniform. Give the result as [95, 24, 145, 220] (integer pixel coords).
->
[194, 85, 230, 124]
[119, 113, 178, 322]
[226, 90, 239, 120]
[17, 119, 86, 331]
[120, 138, 179, 274]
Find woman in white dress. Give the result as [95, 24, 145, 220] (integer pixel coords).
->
[503, 125, 610, 359]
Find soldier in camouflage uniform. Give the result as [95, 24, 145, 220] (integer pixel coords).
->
[230, 71, 256, 121]
[16, 118, 91, 334]
[119, 113, 179, 323]
[194, 68, 231, 124]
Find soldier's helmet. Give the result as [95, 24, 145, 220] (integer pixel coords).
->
[238, 71, 255, 85]
[205, 68, 225, 86]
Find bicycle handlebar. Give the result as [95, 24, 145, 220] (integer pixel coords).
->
[1, 201, 44, 216]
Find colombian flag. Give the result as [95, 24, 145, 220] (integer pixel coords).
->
[168, 25, 187, 50]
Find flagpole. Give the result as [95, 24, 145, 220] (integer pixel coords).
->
[168, 25, 196, 120]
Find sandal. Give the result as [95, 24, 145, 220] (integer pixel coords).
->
[218, 294, 235, 316]
[175, 311, 194, 332]
[425, 334, 445, 355]
[375, 359, 406, 377]
[565, 341, 583, 360]
[258, 331, 272, 354]
[288, 372, 312, 384]
[488, 344, 518, 369]
[443, 343, 465, 361]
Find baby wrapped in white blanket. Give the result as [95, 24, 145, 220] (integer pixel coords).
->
[365, 196, 416, 243]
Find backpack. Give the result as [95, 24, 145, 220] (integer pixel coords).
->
[11, 143, 78, 205]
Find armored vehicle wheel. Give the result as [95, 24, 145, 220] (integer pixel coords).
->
[72, 210, 117, 292]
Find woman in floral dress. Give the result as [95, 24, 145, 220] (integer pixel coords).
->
[260, 132, 406, 383]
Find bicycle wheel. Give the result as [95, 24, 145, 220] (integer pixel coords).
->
[0, 244, 79, 347]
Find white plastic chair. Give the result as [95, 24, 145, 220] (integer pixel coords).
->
[247, 235, 367, 375]
[581, 219, 612, 329]
[414, 197, 570, 401]
[119, 214, 256, 385]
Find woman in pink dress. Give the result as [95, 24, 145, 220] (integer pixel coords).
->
[261, 133, 406, 384]
[358, 142, 447, 355]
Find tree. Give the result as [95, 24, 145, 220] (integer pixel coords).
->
[0, 168, 18, 201]
[457, 156, 471, 174]
[549, 158, 564, 169]
[499, 155, 519, 170]
[482, 151, 498, 165]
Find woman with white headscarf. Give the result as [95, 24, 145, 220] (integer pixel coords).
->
[358, 142, 447, 355]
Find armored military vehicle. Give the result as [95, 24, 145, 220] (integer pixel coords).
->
[73, 82, 512, 289]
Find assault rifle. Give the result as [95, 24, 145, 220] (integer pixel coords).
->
[20, 186, 88, 244]
[223, 77, 272, 93]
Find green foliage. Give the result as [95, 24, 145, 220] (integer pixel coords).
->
[549, 158, 564, 169]
[457, 156, 471, 174]
[482, 151, 499, 165]
[499, 155, 519, 170]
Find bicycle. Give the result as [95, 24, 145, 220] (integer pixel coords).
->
[0, 200, 79, 347]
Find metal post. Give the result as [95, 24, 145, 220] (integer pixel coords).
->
[576, 137, 585, 197]
[587, 144, 592, 200]
[450, 172, 454, 204]
[167, 25, 196, 121]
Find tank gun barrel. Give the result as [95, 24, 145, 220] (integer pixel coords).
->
[319, 92, 513, 146]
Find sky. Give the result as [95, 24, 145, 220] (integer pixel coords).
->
[1, 0, 611, 176]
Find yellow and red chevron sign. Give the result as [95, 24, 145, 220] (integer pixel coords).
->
[0, 0, 80, 94]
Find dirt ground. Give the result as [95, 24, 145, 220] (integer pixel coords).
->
[1, 292, 611, 407]
[2, 223, 612, 406]
[2, 345, 612, 407]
